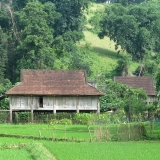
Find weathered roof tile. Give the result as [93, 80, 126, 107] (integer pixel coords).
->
[114, 76, 156, 96]
[6, 70, 104, 96]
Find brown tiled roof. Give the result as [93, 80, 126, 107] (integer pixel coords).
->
[6, 70, 104, 96]
[114, 76, 156, 96]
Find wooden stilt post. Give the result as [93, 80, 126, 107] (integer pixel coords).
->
[97, 97, 100, 114]
[53, 96, 56, 113]
[31, 96, 34, 123]
[76, 96, 79, 113]
[10, 109, 12, 123]
[31, 109, 33, 123]
[10, 97, 12, 123]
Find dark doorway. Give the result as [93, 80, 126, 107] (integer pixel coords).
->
[39, 97, 43, 108]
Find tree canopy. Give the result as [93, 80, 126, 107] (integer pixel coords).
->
[100, 80, 147, 120]
[15, 2, 55, 72]
[98, 2, 160, 60]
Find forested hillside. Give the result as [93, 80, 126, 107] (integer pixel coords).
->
[0, 0, 160, 97]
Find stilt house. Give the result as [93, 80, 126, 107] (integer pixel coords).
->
[6, 70, 104, 122]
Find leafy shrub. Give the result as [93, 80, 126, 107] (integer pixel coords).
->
[74, 113, 95, 126]
[49, 118, 72, 126]
[0, 98, 9, 110]
[13, 112, 31, 123]
[0, 112, 9, 123]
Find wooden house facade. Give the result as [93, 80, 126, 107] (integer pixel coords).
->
[6, 70, 104, 122]
[114, 76, 156, 104]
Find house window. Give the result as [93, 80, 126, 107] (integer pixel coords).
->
[39, 97, 43, 108]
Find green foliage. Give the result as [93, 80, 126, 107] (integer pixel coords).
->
[51, 0, 93, 37]
[0, 27, 8, 80]
[75, 113, 94, 126]
[96, 0, 107, 3]
[58, 118, 72, 125]
[0, 78, 12, 95]
[112, 0, 148, 6]
[156, 72, 160, 92]
[12, 0, 29, 11]
[0, 98, 9, 110]
[88, 5, 105, 34]
[14, 112, 31, 123]
[0, 9, 10, 30]
[100, 80, 131, 112]
[114, 54, 132, 76]
[15, 2, 55, 73]
[49, 118, 72, 126]
[0, 111, 9, 123]
[68, 47, 93, 76]
[96, 112, 111, 123]
[98, 2, 160, 61]
[100, 80, 147, 117]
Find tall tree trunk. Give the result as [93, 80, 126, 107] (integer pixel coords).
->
[4, 0, 21, 44]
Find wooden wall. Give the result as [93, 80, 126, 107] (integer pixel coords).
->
[146, 95, 157, 104]
[9, 95, 99, 112]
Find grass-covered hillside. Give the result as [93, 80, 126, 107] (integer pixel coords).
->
[80, 3, 139, 81]
[81, 31, 118, 80]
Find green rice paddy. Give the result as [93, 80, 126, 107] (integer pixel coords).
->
[1, 123, 160, 160]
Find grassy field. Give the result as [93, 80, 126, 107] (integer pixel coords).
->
[0, 147, 31, 160]
[1, 122, 160, 140]
[1, 136, 160, 160]
[1, 123, 160, 160]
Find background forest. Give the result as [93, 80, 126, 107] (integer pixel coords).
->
[0, 0, 160, 115]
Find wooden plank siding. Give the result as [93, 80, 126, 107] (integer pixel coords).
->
[9, 96, 99, 112]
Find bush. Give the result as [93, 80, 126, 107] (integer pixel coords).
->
[13, 111, 31, 123]
[0, 111, 9, 123]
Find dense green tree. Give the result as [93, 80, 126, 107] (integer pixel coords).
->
[95, 0, 107, 3]
[98, 2, 160, 60]
[51, 0, 92, 37]
[100, 80, 147, 121]
[0, 7, 10, 30]
[0, 0, 96, 83]
[0, 27, 8, 82]
[68, 46, 93, 76]
[0, 27, 12, 97]
[12, 0, 29, 11]
[15, 2, 55, 74]
[112, 0, 148, 6]
[156, 72, 160, 93]
[134, 58, 157, 77]
[114, 54, 131, 76]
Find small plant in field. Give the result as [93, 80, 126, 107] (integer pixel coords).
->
[49, 119, 58, 128]
[49, 118, 72, 140]
[75, 113, 95, 142]
[58, 118, 72, 125]
[59, 118, 72, 139]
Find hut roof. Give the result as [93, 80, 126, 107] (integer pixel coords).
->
[6, 70, 104, 96]
[114, 76, 156, 96]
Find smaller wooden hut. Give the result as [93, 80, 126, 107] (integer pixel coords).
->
[114, 76, 156, 104]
